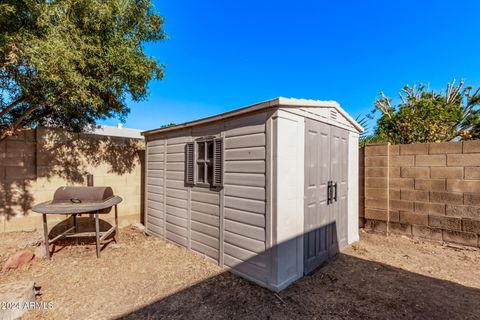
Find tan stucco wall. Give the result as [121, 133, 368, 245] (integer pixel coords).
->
[0, 127, 144, 232]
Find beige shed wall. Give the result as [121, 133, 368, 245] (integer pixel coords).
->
[145, 110, 273, 287]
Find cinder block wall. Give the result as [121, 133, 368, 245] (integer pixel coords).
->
[0, 128, 144, 232]
[359, 147, 365, 228]
[362, 141, 480, 247]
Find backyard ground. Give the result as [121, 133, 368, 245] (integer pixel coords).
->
[1, 225, 480, 320]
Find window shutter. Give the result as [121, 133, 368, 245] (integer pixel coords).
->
[185, 142, 195, 185]
[213, 138, 223, 187]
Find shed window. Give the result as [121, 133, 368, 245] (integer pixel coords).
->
[197, 140, 213, 185]
[185, 138, 223, 188]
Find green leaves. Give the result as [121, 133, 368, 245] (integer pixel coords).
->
[371, 80, 480, 144]
[0, 0, 165, 140]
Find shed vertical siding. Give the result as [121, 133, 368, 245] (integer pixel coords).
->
[165, 134, 189, 247]
[189, 186, 220, 260]
[189, 124, 222, 262]
[145, 111, 272, 286]
[145, 139, 165, 237]
[222, 113, 268, 283]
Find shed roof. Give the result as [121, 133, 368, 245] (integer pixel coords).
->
[142, 97, 364, 136]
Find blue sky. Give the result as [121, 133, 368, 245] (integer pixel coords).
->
[101, 0, 480, 131]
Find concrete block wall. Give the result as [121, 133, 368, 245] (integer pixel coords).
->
[358, 147, 365, 228]
[0, 128, 144, 233]
[362, 141, 480, 247]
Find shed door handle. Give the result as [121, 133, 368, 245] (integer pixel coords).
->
[333, 182, 338, 202]
[327, 181, 332, 205]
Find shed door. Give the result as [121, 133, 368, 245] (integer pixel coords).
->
[330, 126, 349, 250]
[304, 119, 349, 274]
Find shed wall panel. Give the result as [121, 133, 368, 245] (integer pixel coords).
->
[224, 196, 265, 214]
[225, 134, 266, 149]
[225, 161, 265, 173]
[148, 185, 164, 195]
[147, 192, 163, 202]
[222, 113, 267, 282]
[191, 211, 219, 227]
[224, 230, 265, 253]
[191, 190, 219, 205]
[148, 146, 165, 155]
[148, 154, 164, 162]
[224, 173, 265, 187]
[191, 240, 219, 261]
[148, 162, 164, 170]
[147, 223, 163, 237]
[191, 201, 219, 216]
[166, 222, 187, 238]
[224, 219, 265, 241]
[147, 215, 164, 228]
[145, 138, 166, 237]
[188, 123, 222, 260]
[166, 231, 187, 247]
[225, 147, 265, 160]
[166, 214, 188, 228]
[164, 139, 189, 246]
[166, 180, 184, 190]
[147, 169, 164, 178]
[224, 185, 266, 201]
[147, 207, 163, 218]
[224, 243, 266, 268]
[147, 177, 163, 187]
[145, 111, 269, 287]
[191, 221, 219, 238]
[166, 197, 187, 209]
[224, 254, 266, 282]
[147, 200, 163, 212]
[165, 205, 187, 219]
[147, 139, 165, 147]
[191, 231, 219, 249]
[224, 208, 265, 228]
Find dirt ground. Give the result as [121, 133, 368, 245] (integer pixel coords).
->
[1, 226, 480, 320]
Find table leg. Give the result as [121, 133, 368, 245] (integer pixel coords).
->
[95, 212, 101, 258]
[42, 214, 50, 260]
[73, 214, 78, 244]
[73, 214, 77, 232]
[114, 205, 119, 242]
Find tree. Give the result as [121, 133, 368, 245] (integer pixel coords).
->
[0, 0, 165, 141]
[370, 80, 480, 144]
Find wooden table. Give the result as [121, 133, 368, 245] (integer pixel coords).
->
[32, 196, 122, 259]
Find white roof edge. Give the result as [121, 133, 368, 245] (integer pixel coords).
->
[142, 97, 363, 136]
[277, 97, 364, 132]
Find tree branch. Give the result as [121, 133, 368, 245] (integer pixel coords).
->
[0, 103, 40, 143]
[11, 103, 40, 132]
[0, 92, 67, 143]
[0, 96, 28, 119]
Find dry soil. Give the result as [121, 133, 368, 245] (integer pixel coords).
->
[0, 226, 479, 320]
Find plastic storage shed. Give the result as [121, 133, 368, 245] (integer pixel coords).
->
[142, 97, 363, 292]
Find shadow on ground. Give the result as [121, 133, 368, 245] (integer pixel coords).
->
[118, 252, 480, 320]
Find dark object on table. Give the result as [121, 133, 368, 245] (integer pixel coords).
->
[32, 186, 122, 259]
